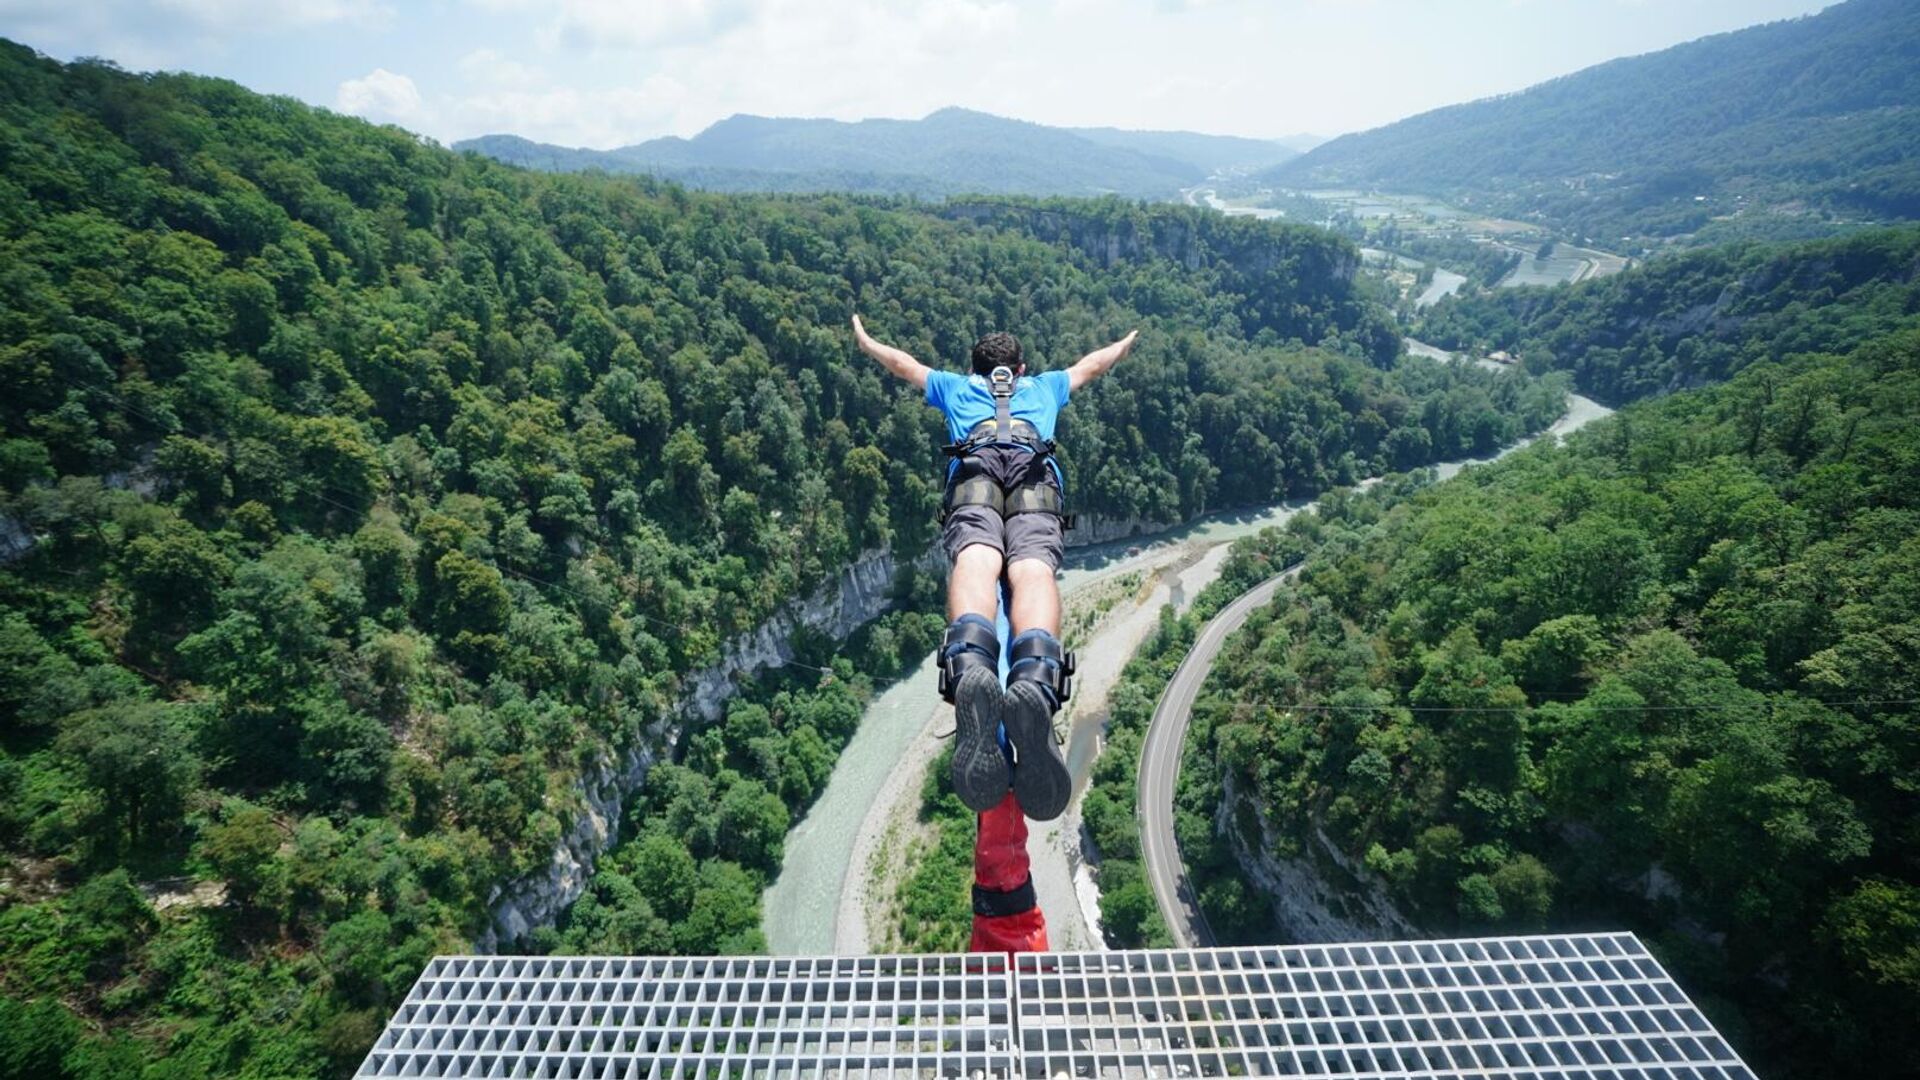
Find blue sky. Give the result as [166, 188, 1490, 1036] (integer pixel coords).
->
[0, 0, 1837, 149]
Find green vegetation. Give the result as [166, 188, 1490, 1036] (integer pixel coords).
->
[883, 744, 977, 953]
[0, 40, 1576, 1075]
[1418, 225, 1920, 404]
[1192, 326, 1920, 1074]
[1267, 0, 1920, 244]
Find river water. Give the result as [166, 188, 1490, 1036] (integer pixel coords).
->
[1415, 267, 1468, 308]
[762, 340, 1615, 956]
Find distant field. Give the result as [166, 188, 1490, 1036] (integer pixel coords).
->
[1299, 189, 1476, 225]
[1301, 189, 1466, 222]
[1215, 187, 1632, 292]
[1497, 242, 1631, 288]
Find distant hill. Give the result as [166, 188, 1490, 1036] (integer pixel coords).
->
[1270, 133, 1329, 155]
[1064, 125, 1297, 173]
[1263, 0, 1920, 244]
[456, 108, 1297, 198]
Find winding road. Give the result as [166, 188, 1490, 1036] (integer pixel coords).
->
[1137, 566, 1299, 947]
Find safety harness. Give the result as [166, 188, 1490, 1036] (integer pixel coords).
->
[939, 365, 1074, 529]
[933, 366, 1080, 711]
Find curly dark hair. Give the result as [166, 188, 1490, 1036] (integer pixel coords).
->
[970, 332, 1023, 376]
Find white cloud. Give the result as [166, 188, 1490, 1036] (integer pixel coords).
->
[461, 0, 760, 51]
[0, 0, 390, 66]
[336, 68, 424, 125]
[157, 0, 391, 29]
[913, 0, 1017, 43]
[458, 47, 545, 90]
[572, 0, 756, 48]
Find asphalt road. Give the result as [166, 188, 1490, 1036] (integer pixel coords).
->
[1136, 566, 1300, 948]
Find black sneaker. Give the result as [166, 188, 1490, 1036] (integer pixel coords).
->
[950, 667, 1010, 812]
[1005, 680, 1071, 821]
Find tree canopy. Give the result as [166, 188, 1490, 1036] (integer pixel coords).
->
[0, 39, 1574, 1076]
[1193, 319, 1920, 1076]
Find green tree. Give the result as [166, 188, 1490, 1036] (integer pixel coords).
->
[56, 702, 201, 852]
[196, 803, 286, 912]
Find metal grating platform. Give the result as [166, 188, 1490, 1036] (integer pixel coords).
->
[358, 954, 1014, 1079]
[1014, 935, 1753, 1079]
[357, 934, 1754, 1079]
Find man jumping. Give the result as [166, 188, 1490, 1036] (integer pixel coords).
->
[852, 315, 1138, 821]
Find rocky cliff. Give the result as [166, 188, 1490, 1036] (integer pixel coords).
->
[478, 544, 938, 948]
[1218, 770, 1416, 942]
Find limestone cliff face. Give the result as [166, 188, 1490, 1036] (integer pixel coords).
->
[477, 544, 938, 949]
[0, 515, 33, 565]
[1067, 513, 1170, 548]
[1217, 770, 1416, 943]
[478, 731, 663, 950]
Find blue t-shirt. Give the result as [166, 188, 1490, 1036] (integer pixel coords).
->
[925, 369, 1072, 444]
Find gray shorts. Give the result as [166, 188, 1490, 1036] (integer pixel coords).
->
[943, 505, 1065, 571]
[941, 446, 1066, 570]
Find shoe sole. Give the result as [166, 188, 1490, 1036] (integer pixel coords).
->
[950, 668, 1010, 813]
[1006, 681, 1071, 821]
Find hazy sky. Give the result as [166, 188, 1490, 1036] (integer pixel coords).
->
[1, 0, 1837, 149]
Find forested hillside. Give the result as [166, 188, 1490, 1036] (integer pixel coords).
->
[1188, 315, 1920, 1074]
[1265, 0, 1920, 243]
[1417, 225, 1920, 404]
[456, 108, 1278, 200]
[0, 40, 1568, 1076]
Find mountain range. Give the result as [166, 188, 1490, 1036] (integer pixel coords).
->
[455, 108, 1310, 199]
[1263, 0, 1920, 242]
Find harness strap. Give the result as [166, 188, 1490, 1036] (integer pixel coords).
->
[991, 365, 1014, 442]
[936, 367, 1073, 528]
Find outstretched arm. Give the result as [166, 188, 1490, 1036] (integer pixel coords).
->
[852, 315, 931, 390]
[1067, 330, 1139, 392]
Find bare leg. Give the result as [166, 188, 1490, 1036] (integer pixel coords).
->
[948, 544, 1006, 621]
[1005, 558, 1061, 636]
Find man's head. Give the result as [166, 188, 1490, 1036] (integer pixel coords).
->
[970, 332, 1023, 376]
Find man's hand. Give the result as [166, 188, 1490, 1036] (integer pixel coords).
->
[852, 314, 931, 390]
[1068, 330, 1138, 392]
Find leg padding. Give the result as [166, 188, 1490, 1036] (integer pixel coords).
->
[939, 614, 1000, 704]
[1007, 628, 1074, 708]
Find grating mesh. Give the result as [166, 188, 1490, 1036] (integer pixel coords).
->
[357, 935, 1754, 1079]
[356, 953, 1015, 1078]
[1015, 934, 1755, 1079]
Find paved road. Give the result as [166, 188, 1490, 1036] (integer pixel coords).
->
[1136, 566, 1301, 947]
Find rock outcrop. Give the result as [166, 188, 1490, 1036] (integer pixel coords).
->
[478, 544, 938, 949]
[1218, 770, 1415, 943]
